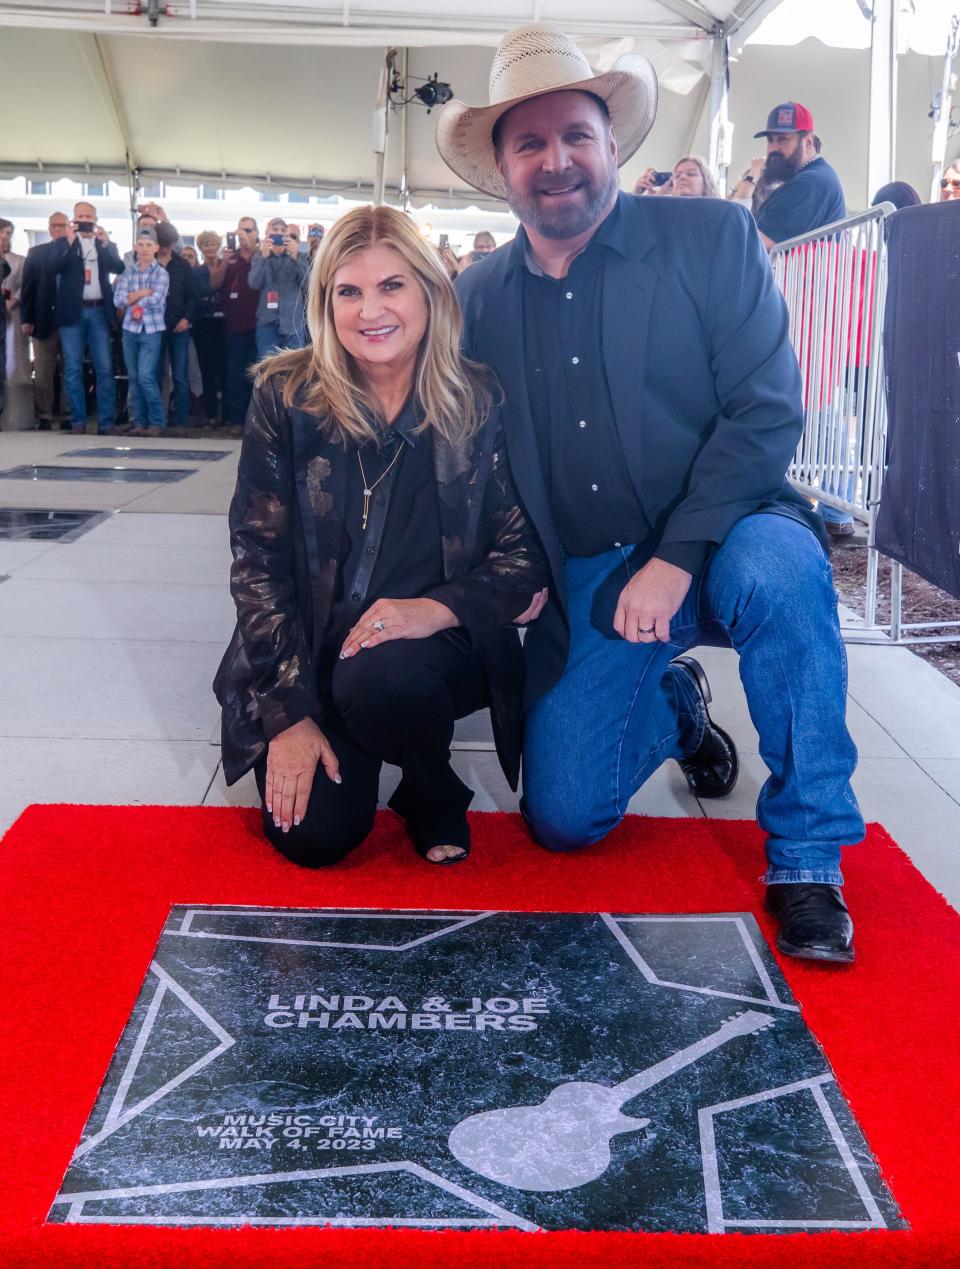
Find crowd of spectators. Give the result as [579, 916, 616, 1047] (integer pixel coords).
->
[0, 203, 331, 435]
[0, 102, 954, 431]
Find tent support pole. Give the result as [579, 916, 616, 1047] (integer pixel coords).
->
[707, 31, 730, 195]
[867, 0, 897, 201]
[373, 47, 396, 205]
[929, 16, 959, 204]
[399, 48, 410, 210]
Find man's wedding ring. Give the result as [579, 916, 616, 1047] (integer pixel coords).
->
[638, 625, 655, 634]
[372, 619, 386, 632]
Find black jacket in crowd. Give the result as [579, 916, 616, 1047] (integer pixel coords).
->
[49, 235, 125, 327]
[162, 252, 197, 331]
[20, 239, 61, 340]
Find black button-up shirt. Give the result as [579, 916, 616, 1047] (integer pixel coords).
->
[517, 198, 707, 575]
[323, 396, 443, 659]
[522, 199, 649, 558]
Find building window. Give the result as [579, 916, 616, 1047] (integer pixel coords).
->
[288, 191, 310, 204]
[28, 180, 50, 195]
[260, 190, 281, 202]
[140, 180, 163, 198]
[84, 182, 107, 197]
[200, 184, 223, 201]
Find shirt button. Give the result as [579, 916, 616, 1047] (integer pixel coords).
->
[365, 546, 375, 555]
[351, 592, 361, 602]
[571, 356, 580, 365]
[376, 495, 385, 505]
[614, 541, 622, 548]
[591, 483, 599, 492]
[579, 420, 587, 429]
[565, 291, 573, 300]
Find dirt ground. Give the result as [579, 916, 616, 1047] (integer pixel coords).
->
[829, 540, 960, 688]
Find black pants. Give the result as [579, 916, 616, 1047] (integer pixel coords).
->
[224, 330, 257, 425]
[192, 318, 227, 421]
[254, 632, 487, 867]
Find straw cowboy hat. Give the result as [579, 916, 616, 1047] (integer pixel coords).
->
[436, 23, 658, 200]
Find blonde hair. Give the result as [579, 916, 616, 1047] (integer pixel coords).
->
[196, 230, 221, 251]
[673, 155, 719, 198]
[257, 204, 493, 447]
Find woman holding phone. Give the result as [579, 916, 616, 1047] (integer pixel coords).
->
[215, 205, 548, 867]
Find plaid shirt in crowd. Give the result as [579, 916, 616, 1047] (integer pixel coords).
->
[113, 260, 169, 334]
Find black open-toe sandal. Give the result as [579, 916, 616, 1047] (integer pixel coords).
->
[416, 841, 471, 865]
[388, 785, 472, 865]
[410, 817, 471, 867]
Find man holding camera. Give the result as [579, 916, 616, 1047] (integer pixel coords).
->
[123, 203, 184, 269]
[248, 217, 309, 358]
[49, 201, 124, 434]
[212, 216, 259, 429]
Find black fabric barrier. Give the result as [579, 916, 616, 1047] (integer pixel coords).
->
[876, 201, 960, 600]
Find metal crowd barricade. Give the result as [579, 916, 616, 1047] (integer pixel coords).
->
[770, 205, 912, 643]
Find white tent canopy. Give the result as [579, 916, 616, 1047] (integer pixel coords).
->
[1, 0, 958, 208]
[0, 0, 777, 207]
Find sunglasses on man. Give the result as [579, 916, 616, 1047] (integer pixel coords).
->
[941, 177, 960, 189]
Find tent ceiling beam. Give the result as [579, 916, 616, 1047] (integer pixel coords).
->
[652, 0, 719, 32]
[0, 5, 702, 43]
[75, 31, 134, 167]
[723, 0, 784, 42]
[0, 160, 515, 212]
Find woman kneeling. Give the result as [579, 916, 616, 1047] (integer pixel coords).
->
[214, 206, 547, 866]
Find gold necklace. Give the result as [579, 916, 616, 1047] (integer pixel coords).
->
[357, 444, 404, 531]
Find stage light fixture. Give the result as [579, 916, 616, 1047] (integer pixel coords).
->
[388, 68, 454, 114]
[413, 75, 454, 111]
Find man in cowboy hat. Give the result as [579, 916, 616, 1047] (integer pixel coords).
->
[437, 24, 864, 964]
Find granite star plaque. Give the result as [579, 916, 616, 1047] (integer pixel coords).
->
[49, 907, 904, 1233]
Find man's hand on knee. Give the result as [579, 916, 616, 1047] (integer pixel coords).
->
[614, 557, 692, 644]
[266, 718, 340, 832]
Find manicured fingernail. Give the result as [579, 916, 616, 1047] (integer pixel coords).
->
[293, 816, 300, 826]
[334, 774, 342, 785]
[282, 822, 289, 833]
[273, 818, 280, 828]
[359, 641, 367, 648]
[266, 803, 272, 813]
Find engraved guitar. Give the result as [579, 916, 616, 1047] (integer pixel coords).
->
[448, 1009, 776, 1192]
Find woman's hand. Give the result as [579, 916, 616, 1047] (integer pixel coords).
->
[266, 717, 340, 832]
[514, 587, 548, 625]
[339, 598, 457, 660]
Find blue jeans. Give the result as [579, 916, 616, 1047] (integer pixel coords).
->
[159, 329, 191, 427]
[522, 513, 864, 885]
[122, 329, 165, 429]
[60, 305, 116, 431]
[224, 330, 257, 425]
[255, 323, 297, 360]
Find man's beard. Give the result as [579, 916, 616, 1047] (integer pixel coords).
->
[763, 148, 803, 183]
[503, 162, 619, 240]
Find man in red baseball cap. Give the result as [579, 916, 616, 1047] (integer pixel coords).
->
[741, 101, 846, 249]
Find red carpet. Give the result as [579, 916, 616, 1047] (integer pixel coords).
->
[0, 805, 958, 1267]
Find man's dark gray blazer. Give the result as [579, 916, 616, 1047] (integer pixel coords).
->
[48, 235, 124, 328]
[455, 191, 825, 705]
[20, 239, 62, 340]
